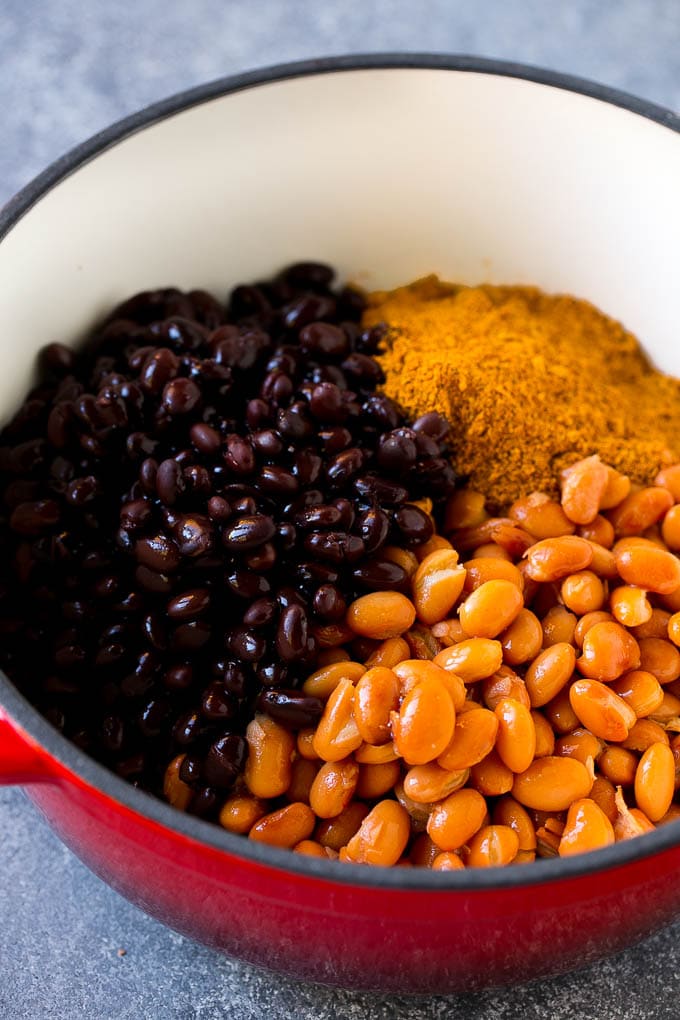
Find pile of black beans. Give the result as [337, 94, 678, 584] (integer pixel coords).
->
[0, 262, 456, 819]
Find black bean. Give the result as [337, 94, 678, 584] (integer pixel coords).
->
[162, 378, 201, 415]
[257, 689, 323, 729]
[332, 497, 355, 530]
[207, 496, 230, 521]
[341, 352, 384, 386]
[255, 661, 289, 687]
[188, 786, 219, 818]
[188, 289, 225, 330]
[319, 427, 353, 454]
[275, 522, 297, 551]
[294, 504, 343, 529]
[243, 541, 277, 572]
[167, 588, 211, 620]
[299, 322, 348, 358]
[202, 734, 247, 788]
[172, 709, 202, 745]
[251, 429, 283, 457]
[190, 422, 221, 455]
[246, 398, 271, 429]
[229, 284, 271, 319]
[163, 664, 194, 691]
[9, 499, 60, 535]
[356, 507, 390, 554]
[258, 465, 299, 497]
[393, 504, 435, 546]
[261, 371, 293, 406]
[309, 382, 345, 423]
[46, 404, 72, 447]
[326, 447, 365, 487]
[243, 597, 277, 628]
[291, 450, 322, 487]
[224, 434, 255, 475]
[220, 661, 248, 697]
[174, 514, 214, 557]
[222, 514, 275, 551]
[179, 755, 203, 784]
[201, 681, 238, 721]
[312, 584, 346, 621]
[226, 569, 271, 600]
[135, 533, 180, 573]
[139, 698, 169, 738]
[412, 410, 450, 442]
[41, 342, 77, 375]
[354, 474, 409, 505]
[362, 394, 402, 430]
[275, 604, 308, 661]
[303, 531, 365, 564]
[139, 457, 158, 494]
[120, 499, 153, 533]
[276, 402, 315, 440]
[156, 458, 185, 505]
[171, 620, 212, 652]
[352, 558, 409, 590]
[143, 613, 168, 650]
[283, 294, 336, 330]
[281, 261, 335, 290]
[377, 429, 418, 471]
[226, 628, 266, 662]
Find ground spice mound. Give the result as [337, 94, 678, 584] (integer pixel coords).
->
[363, 276, 680, 511]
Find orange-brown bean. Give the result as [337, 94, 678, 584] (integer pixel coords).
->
[354, 741, 399, 764]
[561, 455, 609, 525]
[467, 824, 520, 867]
[574, 611, 614, 649]
[600, 466, 632, 509]
[343, 800, 411, 866]
[610, 586, 652, 628]
[510, 492, 576, 538]
[249, 802, 315, 848]
[598, 745, 638, 786]
[532, 711, 556, 757]
[635, 742, 675, 821]
[525, 643, 576, 707]
[582, 541, 618, 580]
[494, 698, 536, 773]
[623, 718, 670, 752]
[608, 486, 674, 536]
[365, 636, 411, 669]
[403, 762, 469, 803]
[492, 795, 537, 850]
[459, 579, 523, 639]
[312, 676, 363, 762]
[393, 659, 465, 710]
[432, 852, 466, 871]
[464, 557, 524, 594]
[632, 608, 672, 640]
[431, 618, 467, 646]
[316, 801, 369, 851]
[569, 678, 637, 741]
[482, 666, 531, 710]
[296, 728, 320, 761]
[409, 833, 442, 868]
[558, 798, 615, 856]
[524, 536, 593, 582]
[610, 670, 664, 718]
[433, 638, 503, 682]
[218, 794, 267, 834]
[391, 672, 456, 765]
[662, 504, 680, 550]
[615, 539, 680, 594]
[638, 637, 680, 684]
[413, 549, 467, 625]
[293, 840, 338, 859]
[560, 571, 605, 615]
[444, 489, 487, 530]
[555, 728, 602, 766]
[500, 608, 543, 666]
[655, 464, 680, 500]
[286, 757, 319, 803]
[590, 776, 618, 822]
[576, 621, 640, 682]
[346, 591, 417, 640]
[469, 750, 515, 797]
[668, 613, 680, 648]
[353, 666, 400, 745]
[512, 756, 593, 811]
[541, 605, 578, 647]
[578, 514, 615, 548]
[302, 660, 366, 699]
[309, 758, 360, 818]
[244, 714, 295, 799]
[381, 545, 420, 579]
[437, 707, 499, 771]
[542, 689, 580, 734]
[426, 787, 488, 851]
[355, 760, 401, 800]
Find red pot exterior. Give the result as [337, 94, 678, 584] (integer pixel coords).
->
[2, 710, 680, 992]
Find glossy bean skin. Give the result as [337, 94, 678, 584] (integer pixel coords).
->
[510, 492, 575, 538]
[218, 794, 267, 834]
[558, 798, 615, 856]
[569, 678, 637, 741]
[494, 698, 536, 773]
[248, 802, 316, 847]
[492, 795, 537, 850]
[356, 760, 401, 799]
[524, 536, 593, 582]
[312, 676, 363, 762]
[346, 591, 416, 639]
[466, 824, 520, 867]
[525, 643, 576, 707]
[342, 800, 411, 866]
[433, 638, 504, 682]
[635, 742, 675, 821]
[413, 549, 467, 625]
[427, 788, 488, 851]
[610, 670, 664, 718]
[500, 609, 543, 666]
[437, 708, 499, 771]
[391, 673, 456, 765]
[403, 762, 469, 803]
[576, 622, 640, 682]
[244, 715, 295, 799]
[354, 666, 400, 745]
[512, 756, 593, 812]
[315, 801, 369, 851]
[560, 456, 609, 526]
[458, 580, 524, 639]
[614, 539, 680, 594]
[469, 750, 515, 797]
[309, 759, 360, 818]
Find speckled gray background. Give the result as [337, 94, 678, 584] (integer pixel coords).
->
[1, 2, 679, 1017]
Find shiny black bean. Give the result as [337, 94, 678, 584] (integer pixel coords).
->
[224, 434, 255, 475]
[172, 620, 212, 652]
[174, 514, 214, 557]
[188, 289, 225, 331]
[243, 542, 277, 572]
[92, 575, 119, 598]
[167, 588, 211, 620]
[201, 681, 238, 721]
[376, 429, 418, 471]
[326, 447, 365, 487]
[250, 429, 283, 457]
[226, 628, 266, 662]
[354, 474, 409, 505]
[163, 663, 194, 691]
[172, 709, 202, 746]
[138, 698, 169, 738]
[275, 522, 296, 551]
[222, 514, 275, 551]
[188, 786, 219, 818]
[135, 532, 181, 572]
[294, 504, 342, 529]
[413, 457, 458, 494]
[220, 661, 248, 697]
[190, 422, 221, 455]
[312, 584, 346, 621]
[309, 382, 345, 423]
[202, 734, 247, 788]
[207, 496, 230, 521]
[299, 322, 348, 358]
[162, 377, 201, 415]
[356, 322, 387, 354]
[226, 569, 271, 600]
[303, 531, 365, 564]
[120, 499, 153, 533]
[393, 504, 435, 546]
[412, 410, 450, 441]
[95, 642, 126, 666]
[179, 756, 203, 784]
[246, 398, 271, 429]
[139, 457, 158, 494]
[352, 558, 409, 590]
[283, 294, 336, 330]
[276, 402, 315, 440]
[229, 284, 271, 319]
[341, 352, 384, 386]
[243, 597, 277, 628]
[261, 370, 293, 406]
[331, 497, 355, 530]
[255, 661, 289, 687]
[46, 404, 72, 447]
[41, 342, 77, 375]
[276, 604, 308, 661]
[143, 613, 168, 650]
[362, 394, 401, 430]
[257, 689, 324, 730]
[183, 464, 211, 495]
[318, 427, 353, 454]
[356, 507, 390, 554]
[258, 465, 299, 497]
[291, 450, 322, 486]
[156, 458, 185, 505]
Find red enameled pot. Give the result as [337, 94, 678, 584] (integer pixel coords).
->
[1, 56, 679, 994]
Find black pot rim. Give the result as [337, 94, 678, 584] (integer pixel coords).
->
[1, 53, 680, 893]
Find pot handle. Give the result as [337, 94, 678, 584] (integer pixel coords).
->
[0, 710, 58, 785]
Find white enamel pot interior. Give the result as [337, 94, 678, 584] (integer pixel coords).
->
[0, 56, 678, 420]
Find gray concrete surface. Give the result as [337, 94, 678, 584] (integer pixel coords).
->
[1, 2, 679, 1017]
